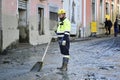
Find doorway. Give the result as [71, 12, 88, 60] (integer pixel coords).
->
[18, 0, 29, 43]
[18, 9, 29, 43]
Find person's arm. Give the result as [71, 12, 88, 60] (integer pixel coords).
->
[63, 19, 71, 40]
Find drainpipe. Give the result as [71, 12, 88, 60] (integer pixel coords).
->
[69, 0, 71, 20]
[83, 0, 86, 38]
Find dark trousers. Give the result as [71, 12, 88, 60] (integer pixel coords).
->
[108, 28, 111, 35]
[58, 37, 70, 55]
[105, 27, 108, 35]
[105, 27, 111, 35]
[114, 28, 118, 37]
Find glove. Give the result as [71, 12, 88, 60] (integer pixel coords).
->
[62, 40, 66, 46]
[61, 33, 68, 46]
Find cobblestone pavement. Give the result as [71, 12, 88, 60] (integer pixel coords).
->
[0, 36, 120, 80]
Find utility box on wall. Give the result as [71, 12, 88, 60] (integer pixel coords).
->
[90, 21, 97, 37]
[91, 21, 97, 33]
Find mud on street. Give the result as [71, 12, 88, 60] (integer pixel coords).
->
[0, 36, 120, 80]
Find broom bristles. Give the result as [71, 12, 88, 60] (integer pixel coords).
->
[30, 61, 43, 72]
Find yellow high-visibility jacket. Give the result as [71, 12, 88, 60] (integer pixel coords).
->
[57, 18, 71, 37]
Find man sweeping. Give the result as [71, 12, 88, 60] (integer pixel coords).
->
[56, 9, 71, 71]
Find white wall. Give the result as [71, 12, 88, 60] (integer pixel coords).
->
[63, 0, 82, 36]
[29, 16, 51, 45]
[2, 0, 19, 50]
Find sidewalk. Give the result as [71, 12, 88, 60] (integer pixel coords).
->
[70, 34, 114, 42]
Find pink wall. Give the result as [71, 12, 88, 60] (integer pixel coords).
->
[30, 0, 38, 15]
[82, 0, 84, 27]
[30, 0, 62, 17]
[86, 0, 91, 26]
[3, 0, 17, 15]
[82, 0, 91, 27]
[48, 0, 62, 8]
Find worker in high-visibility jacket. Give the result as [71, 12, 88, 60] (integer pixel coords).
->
[56, 9, 71, 71]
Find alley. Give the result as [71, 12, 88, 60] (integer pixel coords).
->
[0, 36, 120, 80]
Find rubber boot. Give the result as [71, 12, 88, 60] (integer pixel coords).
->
[57, 58, 64, 70]
[60, 62, 68, 71]
[57, 57, 69, 71]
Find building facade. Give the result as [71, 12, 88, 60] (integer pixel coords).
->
[0, 0, 120, 53]
[28, 0, 62, 45]
[62, 0, 82, 37]
[81, 0, 92, 37]
[0, 0, 19, 53]
[81, 0, 120, 37]
[0, 0, 62, 53]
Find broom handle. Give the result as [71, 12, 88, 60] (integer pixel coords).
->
[41, 38, 52, 61]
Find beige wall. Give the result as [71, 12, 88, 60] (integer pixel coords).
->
[29, 0, 49, 45]
[29, 15, 51, 45]
[0, 0, 62, 51]
[2, 0, 19, 50]
[29, 0, 62, 45]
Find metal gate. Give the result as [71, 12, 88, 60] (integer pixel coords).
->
[18, 0, 27, 9]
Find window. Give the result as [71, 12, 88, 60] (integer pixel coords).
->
[49, 12, 58, 30]
[92, 0, 95, 21]
[18, 0, 27, 9]
[99, 0, 103, 22]
[117, 0, 120, 3]
[111, 4, 114, 21]
[106, 2, 109, 14]
[112, 0, 114, 2]
[38, 8, 44, 35]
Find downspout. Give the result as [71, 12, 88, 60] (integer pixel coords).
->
[83, 0, 86, 37]
[69, 0, 71, 20]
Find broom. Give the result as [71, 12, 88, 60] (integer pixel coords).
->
[30, 38, 52, 72]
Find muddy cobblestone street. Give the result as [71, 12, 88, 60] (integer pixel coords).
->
[0, 36, 120, 80]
